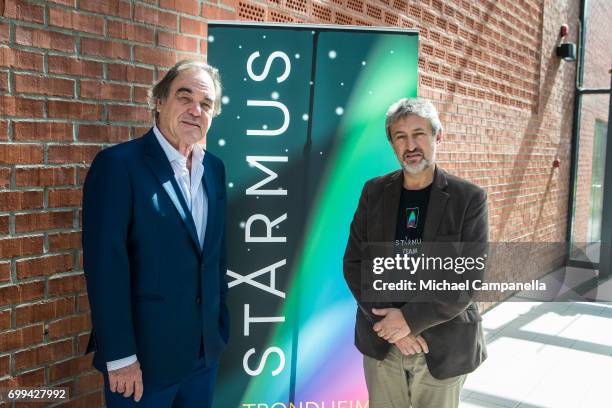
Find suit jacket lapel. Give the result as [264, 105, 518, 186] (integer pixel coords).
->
[422, 166, 449, 242]
[143, 130, 201, 253]
[382, 170, 403, 243]
[201, 153, 216, 256]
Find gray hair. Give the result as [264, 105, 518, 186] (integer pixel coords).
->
[148, 59, 223, 119]
[385, 98, 442, 140]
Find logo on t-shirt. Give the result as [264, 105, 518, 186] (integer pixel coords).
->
[406, 207, 419, 229]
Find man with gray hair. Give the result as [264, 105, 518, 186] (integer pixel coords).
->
[343, 97, 488, 407]
[83, 59, 229, 407]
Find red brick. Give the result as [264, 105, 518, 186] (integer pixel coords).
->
[48, 274, 86, 296]
[16, 253, 73, 279]
[15, 211, 74, 233]
[13, 122, 73, 142]
[0, 48, 44, 70]
[0, 309, 11, 330]
[48, 231, 81, 251]
[0, 260, 9, 282]
[77, 294, 90, 313]
[0, 215, 8, 235]
[0, 165, 9, 186]
[48, 314, 90, 340]
[74, 370, 103, 395]
[135, 4, 178, 29]
[48, 145, 101, 164]
[15, 297, 76, 326]
[49, 354, 92, 382]
[80, 37, 130, 60]
[3, 0, 44, 23]
[48, 56, 103, 78]
[0, 22, 8, 44]
[14, 339, 72, 371]
[80, 0, 131, 18]
[48, 188, 82, 208]
[15, 167, 75, 187]
[0, 367, 45, 388]
[0, 96, 44, 117]
[157, 32, 198, 52]
[0, 355, 8, 375]
[180, 16, 206, 36]
[108, 20, 154, 44]
[134, 45, 176, 67]
[107, 104, 150, 123]
[48, 100, 103, 121]
[0, 71, 7, 91]
[0, 120, 6, 141]
[47, 0, 76, 5]
[0, 144, 44, 164]
[0, 191, 44, 211]
[78, 124, 130, 143]
[202, 3, 237, 20]
[76, 333, 89, 354]
[161, 0, 200, 15]
[108, 63, 154, 84]
[80, 80, 131, 101]
[0, 281, 45, 307]
[133, 86, 149, 104]
[0, 324, 43, 352]
[77, 166, 89, 184]
[49, 7, 104, 35]
[14, 73, 74, 97]
[15, 26, 75, 53]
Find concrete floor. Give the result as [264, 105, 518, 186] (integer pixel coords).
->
[460, 268, 612, 408]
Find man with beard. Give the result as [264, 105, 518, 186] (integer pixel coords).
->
[343, 98, 488, 408]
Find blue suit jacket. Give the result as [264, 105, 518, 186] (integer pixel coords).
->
[82, 129, 229, 382]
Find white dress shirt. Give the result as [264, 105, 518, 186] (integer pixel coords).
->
[106, 126, 208, 371]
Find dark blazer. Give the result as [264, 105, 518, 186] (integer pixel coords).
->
[82, 129, 229, 382]
[343, 166, 488, 379]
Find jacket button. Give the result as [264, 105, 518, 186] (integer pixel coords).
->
[196, 296, 201, 304]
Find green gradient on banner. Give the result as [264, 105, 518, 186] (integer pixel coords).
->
[242, 32, 419, 402]
[208, 24, 418, 406]
[294, 33, 419, 400]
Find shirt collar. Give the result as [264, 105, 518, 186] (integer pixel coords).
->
[153, 124, 205, 166]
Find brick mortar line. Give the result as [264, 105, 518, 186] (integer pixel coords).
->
[5, 337, 81, 372]
[7, 250, 78, 264]
[1, 164, 80, 169]
[9, 208, 78, 216]
[0, 231, 80, 243]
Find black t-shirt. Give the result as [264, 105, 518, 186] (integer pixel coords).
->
[395, 184, 432, 244]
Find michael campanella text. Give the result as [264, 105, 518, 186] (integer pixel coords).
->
[372, 279, 547, 292]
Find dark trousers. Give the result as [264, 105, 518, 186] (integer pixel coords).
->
[103, 356, 218, 408]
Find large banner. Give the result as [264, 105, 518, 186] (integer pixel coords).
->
[207, 23, 418, 407]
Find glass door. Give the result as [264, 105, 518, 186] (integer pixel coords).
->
[567, 0, 611, 272]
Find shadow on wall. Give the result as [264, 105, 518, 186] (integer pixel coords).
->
[496, 44, 565, 241]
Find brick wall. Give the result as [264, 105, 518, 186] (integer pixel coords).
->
[1, 0, 209, 406]
[0, 0, 584, 406]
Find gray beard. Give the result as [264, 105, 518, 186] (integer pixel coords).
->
[401, 157, 434, 174]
